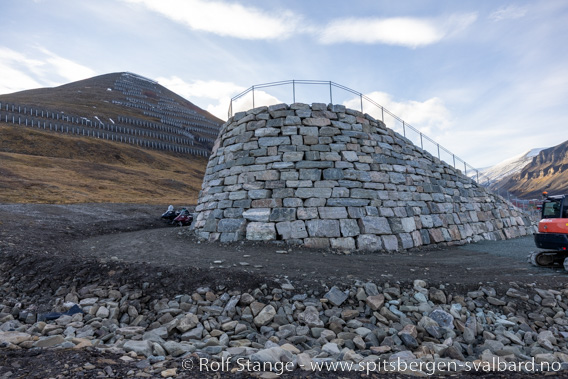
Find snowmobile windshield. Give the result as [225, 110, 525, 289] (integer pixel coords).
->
[542, 198, 563, 218]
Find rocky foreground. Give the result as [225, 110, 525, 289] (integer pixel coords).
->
[2, 270, 568, 378]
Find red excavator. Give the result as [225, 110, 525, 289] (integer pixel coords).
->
[528, 192, 568, 271]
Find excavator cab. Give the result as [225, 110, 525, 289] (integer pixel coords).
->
[528, 193, 568, 270]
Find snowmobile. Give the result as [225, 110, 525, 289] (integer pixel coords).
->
[161, 205, 180, 223]
[173, 208, 193, 226]
[528, 192, 568, 271]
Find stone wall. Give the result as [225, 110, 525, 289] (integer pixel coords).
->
[192, 103, 534, 251]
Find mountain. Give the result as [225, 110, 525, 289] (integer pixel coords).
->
[475, 147, 547, 186]
[0, 72, 223, 157]
[0, 72, 223, 203]
[491, 140, 568, 198]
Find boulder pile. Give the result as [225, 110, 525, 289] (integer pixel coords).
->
[2, 278, 567, 376]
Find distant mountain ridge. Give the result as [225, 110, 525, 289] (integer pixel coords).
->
[0, 72, 222, 157]
[476, 147, 547, 186]
[490, 140, 568, 198]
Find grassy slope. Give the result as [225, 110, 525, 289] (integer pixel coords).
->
[0, 125, 207, 204]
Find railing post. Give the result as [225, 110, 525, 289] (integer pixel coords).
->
[403, 121, 406, 137]
[329, 81, 333, 104]
[360, 94, 363, 113]
[453, 154, 456, 168]
[464, 162, 467, 175]
[437, 143, 440, 159]
[252, 86, 255, 108]
[420, 133, 423, 149]
[476, 170, 479, 183]
[381, 107, 384, 122]
[293, 80, 296, 104]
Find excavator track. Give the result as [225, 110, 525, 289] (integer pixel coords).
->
[527, 250, 567, 268]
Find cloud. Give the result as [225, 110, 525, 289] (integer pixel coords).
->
[229, 90, 282, 115]
[0, 47, 95, 94]
[120, 0, 476, 48]
[344, 91, 452, 135]
[157, 76, 244, 99]
[37, 48, 96, 82]
[122, 0, 299, 40]
[156, 76, 283, 120]
[489, 5, 527, 21]
[157, 76, 245, 120]
[318, 13, 477, 47]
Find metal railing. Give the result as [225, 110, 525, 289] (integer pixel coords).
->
[228, 80, 479, 181]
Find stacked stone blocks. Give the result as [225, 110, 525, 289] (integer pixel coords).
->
[193, 103, 533, 251]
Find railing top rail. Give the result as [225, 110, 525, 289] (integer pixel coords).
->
[228, 80, 480, 181]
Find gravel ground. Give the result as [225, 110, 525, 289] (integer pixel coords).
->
[1, 203, 567, 378]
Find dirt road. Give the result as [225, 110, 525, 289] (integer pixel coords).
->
[1, 203, 568, 378]
[1, 203, 565, 295]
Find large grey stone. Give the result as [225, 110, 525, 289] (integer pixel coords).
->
[242, 208, 271, 222]
[0, 331, 32, 345]
[357, 234, 382, 251]
[324, 286, 348, 306]
[283, 152, 304, 162]
[290, 220, 308, 238]
[255, 127, 280, 137]
[330, 237, 355, 250]
[303, 117, 331, 126]
[298, 306, 324, 327]
[258, 136, 290, 147]
[322, 342, 341, 355]
[358, 216, 391, 234]
[163, 341, 192, 357]
[250, 346, 294, 364]
[299, 169, 321, 181]
[217, 218, 246, 233]
[306, 219, 340, 237]
[382, 235, 399, 251]
[295, 161, 334, 169]
[33, 335, 64, 348]
[341, 151, 359, 162]
[254, 305, 276, 327]
[246, 222, 276, 240]
[123, 340, 153, 357]
[327, 198, 370, 207]
[323, 168, 344, 180]
[340, 219, 360, 237]
[181, 324, 204, 340]
[269, 208, 297, 222]
[318, 207, 348, 219]
[177, 314, 199, 333]
[248, 189, 272, 199]
[296, 188, 332, 199]
[276, 221, 292, 239]
[429, 309, 454, 329]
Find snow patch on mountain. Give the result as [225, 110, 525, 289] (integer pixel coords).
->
[476, 147, 547, 186]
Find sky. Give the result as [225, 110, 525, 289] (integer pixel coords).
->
[1, 0, 567, 169]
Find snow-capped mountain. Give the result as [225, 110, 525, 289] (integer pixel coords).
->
[496, 140, 568, 198]
[475, 147, 547, 186]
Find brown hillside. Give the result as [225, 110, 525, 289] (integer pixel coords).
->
[0, 72, 223, 125]
[0, 125, 207, 204]
[493, 140, 568, 198]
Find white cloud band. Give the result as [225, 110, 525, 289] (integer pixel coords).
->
[121, 0, 476, 48]
[122, 0, 298, 40]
